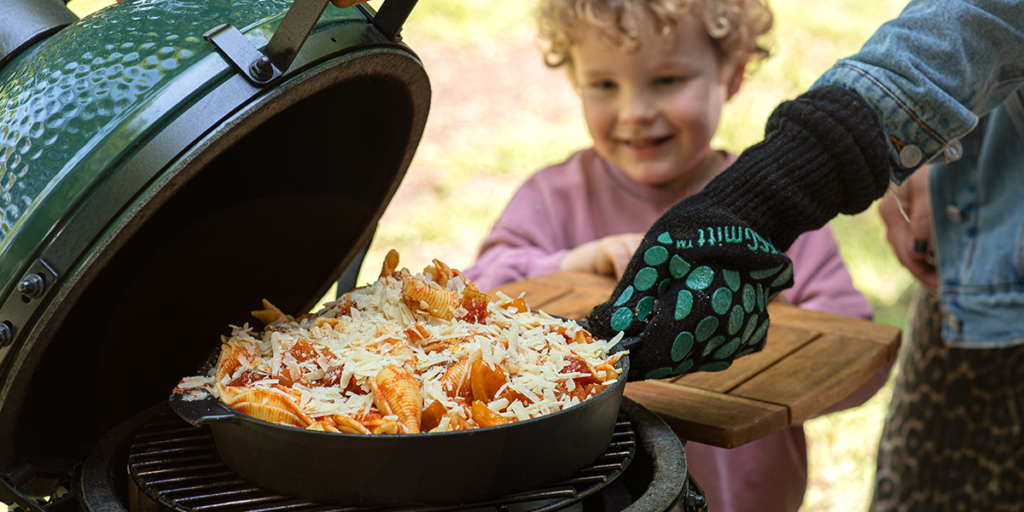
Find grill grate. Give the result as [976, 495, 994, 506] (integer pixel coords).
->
[128, 411, 635, 512]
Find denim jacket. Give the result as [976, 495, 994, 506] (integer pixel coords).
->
[812, 0, 1024, 348]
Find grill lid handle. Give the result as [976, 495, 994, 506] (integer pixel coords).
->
[205, 0, 418, 86]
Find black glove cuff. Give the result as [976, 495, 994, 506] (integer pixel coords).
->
[696, 85, 891, 251]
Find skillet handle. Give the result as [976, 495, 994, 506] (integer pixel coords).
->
[168, 390, 240, 427]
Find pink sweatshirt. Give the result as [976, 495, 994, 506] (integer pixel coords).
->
[464, 148, 885, 512]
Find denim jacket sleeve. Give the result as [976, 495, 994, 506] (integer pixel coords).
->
[812, 0, 1024, 183]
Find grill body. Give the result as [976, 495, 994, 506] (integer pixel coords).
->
[0, 0, 429, 500]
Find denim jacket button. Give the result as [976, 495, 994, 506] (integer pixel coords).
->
[945, 204, 964, 223]
[899, 144, 923, 167]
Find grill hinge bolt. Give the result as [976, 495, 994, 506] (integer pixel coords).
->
[250, 56, 274, 81]
[18, 273, 46, 299]
[0, 322, 12, 348]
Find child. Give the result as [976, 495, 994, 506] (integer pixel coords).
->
[462, 0, 888, 510]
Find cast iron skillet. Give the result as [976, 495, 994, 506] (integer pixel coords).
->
[168, 340, 630, 506]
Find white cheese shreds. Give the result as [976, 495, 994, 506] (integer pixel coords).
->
[173, 254, 625, 434]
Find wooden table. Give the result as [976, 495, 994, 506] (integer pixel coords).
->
[489, 271, 901, 449]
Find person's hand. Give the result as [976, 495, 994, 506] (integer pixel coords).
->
[879, 167, 937, 289]
[561, 233, 645, 279]
[586, 86, 893, 381]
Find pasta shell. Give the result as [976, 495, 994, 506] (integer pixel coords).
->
[251, 299, 289, 326]
[380, 249, 401, 278]
[439, 357, 472, 400]
[332, 414, 371, 434]
[215, 339, 260, 385]
[307, 419, 341, 433]
[372, 365, 422, 434]
[402, 279, 461, 320]
[218, 387, 313, 428]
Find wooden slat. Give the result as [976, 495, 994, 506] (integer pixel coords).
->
[528, 271, 617, 292]
[730, 333, 891, 423]
[535, 289, 614, 321]
[625, 380, 788, 448]
[672, 325, 820, 393]
[768, 303, 901, 359]
[488, 280, 574, 309]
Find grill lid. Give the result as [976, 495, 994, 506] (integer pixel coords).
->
[0, 0, 429, 485]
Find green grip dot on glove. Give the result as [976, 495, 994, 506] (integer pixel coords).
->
[589, 219, 793, 381]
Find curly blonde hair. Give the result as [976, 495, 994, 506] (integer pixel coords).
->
[537, 0, 773, 69]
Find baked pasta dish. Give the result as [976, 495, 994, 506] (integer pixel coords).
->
[173, 250, 625, 434]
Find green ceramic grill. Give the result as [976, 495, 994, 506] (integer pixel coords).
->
[0, 0, 428, 507]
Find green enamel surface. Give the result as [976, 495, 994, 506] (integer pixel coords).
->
[634, 267, 658, 291]
[644, 246, 669, 266]
[695, 316, 718, 342]
[613, 285, 634, 307]
[724, 269, 740, 291]
[669, 254, 690, 279]
[685, 266, 714, 290]
[0, 0, 368, 290]
[671, 332, 694, 361]
[647, 367, 674, 379]
[742, 283, 755, 312]
[728, 305, 744, 335]
[711, 287, 732, 315]
[673, 359, 694, 374]
[771, 264, 794, 287]
[611, 307, 633, 331]
[714, 338, 742, 359]
[698, 361, 731, 372]
[702, 335, 725, 356]
[757, 283, 766, 310]
[657, 232, 673, 244]
[636, 296, 655, 321]
[674, 290, 693, 321]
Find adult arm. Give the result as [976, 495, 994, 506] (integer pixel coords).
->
[588, 0, 1024, 379]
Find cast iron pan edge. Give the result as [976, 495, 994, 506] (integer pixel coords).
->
[169, 349, 630, 506]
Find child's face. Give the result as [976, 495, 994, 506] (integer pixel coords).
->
[570, 15, 742, 189]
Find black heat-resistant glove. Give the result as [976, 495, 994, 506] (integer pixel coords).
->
[588, 86, 892, 381]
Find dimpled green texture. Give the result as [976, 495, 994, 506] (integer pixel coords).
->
[742, 283, 755, 312]
[657, 232, 673, 244]
[0, 0, 365, 289]
[695, 316, 718, 342]
[674, 359, 694, 374]
[611, 307, 633, 331]
[712, 287, 732, 315]
[686, 266, 714, 290]
[714, 338, 742, 359]
[724, 269, 740, 291]
[698, 361, 731, 372]
[658, 278, 670, 296]
[669, 255, 690, 279]
[675, 290, 693, 320]
[644, 246, 669, 266]
[613, 286, 634, 307]
[702, 335, 725, 356]
[728, 305, 744, 335]
[636, 296, 655, 321]
[671, 332, 694, 361]
[634, 267, 658, 291]
[757, 283, 766, 310]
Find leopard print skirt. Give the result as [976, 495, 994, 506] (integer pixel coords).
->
[871, 288, 1024, 512]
